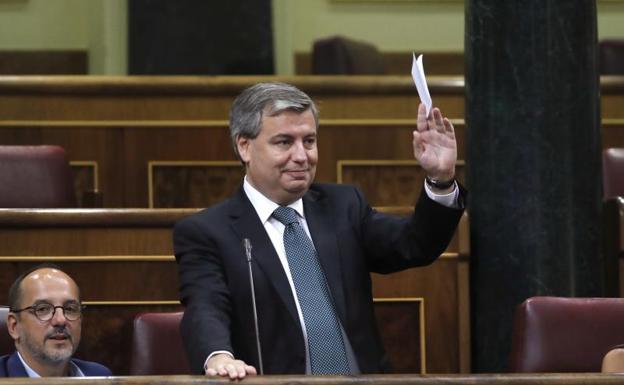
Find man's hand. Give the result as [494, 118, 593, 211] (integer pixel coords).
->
[206, 353, 257, 379]
[413, 103, 457, 182]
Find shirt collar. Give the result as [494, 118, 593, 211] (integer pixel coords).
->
[243, 176, 305, 223]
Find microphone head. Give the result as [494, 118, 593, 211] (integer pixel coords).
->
[243, 238, 252, 261]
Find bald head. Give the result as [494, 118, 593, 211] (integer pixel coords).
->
[8, 265, 80, 314]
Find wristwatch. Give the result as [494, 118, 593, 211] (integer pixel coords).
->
[425, 176, 455, 190]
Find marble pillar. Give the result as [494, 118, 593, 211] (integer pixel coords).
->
[465, 0, 603, 372]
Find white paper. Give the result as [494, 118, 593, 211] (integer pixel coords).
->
[411, 53, 432, 117]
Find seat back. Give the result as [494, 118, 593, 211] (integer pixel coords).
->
[0, 145, 76, 208]
[312, 36, 385, 75]
[603, 148, 624, 199]
[129, 312, 190, 375]
[0, 307, 13, 356]
[509, 296, 624, 372]
[600, 39, 624, 75]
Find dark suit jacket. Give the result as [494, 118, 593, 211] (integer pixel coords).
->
[174, 183, 464, 374]
[0, 352, 112, 377]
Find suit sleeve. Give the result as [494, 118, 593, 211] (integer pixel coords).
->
[357, 184, 465, 274]
[173, 216, 234, 374]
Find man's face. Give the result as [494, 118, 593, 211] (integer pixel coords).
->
[7, 269, 82, 368]
[237, 109, 318, 205]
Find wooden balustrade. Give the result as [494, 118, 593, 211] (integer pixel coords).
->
[1, 374, 624, 385]
[0, 208, 470, 374]
[1, 76, 623, 208]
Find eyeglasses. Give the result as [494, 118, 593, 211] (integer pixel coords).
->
[11, 302, 84, 322]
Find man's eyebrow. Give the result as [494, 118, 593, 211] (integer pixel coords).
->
[270, 134, 294, 140]
[30, 299, 52, 306]
[30, 299, 79, 305]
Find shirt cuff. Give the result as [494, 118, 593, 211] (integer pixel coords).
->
[423, 180, 460, 209]
[204, 351, 234, 373]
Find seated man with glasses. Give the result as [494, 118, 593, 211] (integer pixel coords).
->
[1, 264, 111, 377]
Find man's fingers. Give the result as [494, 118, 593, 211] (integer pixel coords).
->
[432, 108, 445, 133]
[443, 117, 455, 134]
[208, 362, 257, 379]
[206, 354, 257, 379]
[227, 364, 240, 379]
[245, 365, 258, 375]
[417, 103, 428, 132]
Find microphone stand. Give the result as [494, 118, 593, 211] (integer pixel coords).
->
[243, 238, 264, 375]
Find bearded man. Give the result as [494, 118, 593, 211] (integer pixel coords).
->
[1, 264, 111, 377]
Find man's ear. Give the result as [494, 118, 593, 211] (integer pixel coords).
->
[236, 135, 252, 164]
[7, 313, 20, 342]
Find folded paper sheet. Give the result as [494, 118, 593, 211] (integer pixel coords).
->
[411, 53, 432, 117]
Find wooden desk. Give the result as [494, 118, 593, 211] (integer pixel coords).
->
[1, 374, 624, 385]
[0, 208, 469, 375]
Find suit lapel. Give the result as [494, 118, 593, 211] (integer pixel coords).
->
[7, 352, 28, 377]
[303, 188, 347, 324]
[228, 188, 300, 325]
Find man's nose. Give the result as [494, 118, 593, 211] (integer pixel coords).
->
[50, 307, 68, 324]
[290, 141, 307, 162]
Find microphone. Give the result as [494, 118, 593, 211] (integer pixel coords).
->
[243, 238, 264, 375]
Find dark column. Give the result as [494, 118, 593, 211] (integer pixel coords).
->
[465, 1, 603, 372]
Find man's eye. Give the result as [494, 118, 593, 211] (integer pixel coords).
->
[34, 304, 52, 313]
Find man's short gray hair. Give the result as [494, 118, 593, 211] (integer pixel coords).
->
[229, 82, 319, 160]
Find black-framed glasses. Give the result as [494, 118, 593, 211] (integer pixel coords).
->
[11, 302, 84, 322]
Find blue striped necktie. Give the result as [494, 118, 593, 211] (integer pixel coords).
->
[272, 206, 350, 374]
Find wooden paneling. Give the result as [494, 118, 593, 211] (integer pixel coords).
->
[603, 197, 624, 296]
[295, 51, 465, 75]
[0, 76, 622, 208]
[338, 160, 466, 207]
[0, 119, 467, 207]
[0, 75, 621, 121]
[0, 260, 177, 303]
[373, 299, 424, 374]
[603, 119, 624, 149]
[0, 50, 87, 75]
[0, 208, 469, 374]
[149, 161, 244, 208]
[0, 76, 465, 120]
[70, 161, 98, 207]
[603, 77, 624, 119]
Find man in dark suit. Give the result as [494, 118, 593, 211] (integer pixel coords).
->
[1, 264, 111, 377]
[174, 82, 465, 378]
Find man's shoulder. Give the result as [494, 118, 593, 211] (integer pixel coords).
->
[307, 183, 364, 205]
[309, 182, 358, 197]
[0, 353, 26, 377]
[174, 193, 240, 229]
[72, 358, 112, 376]
[0, 354, 9, 377]
[0, 354, 112, 377]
